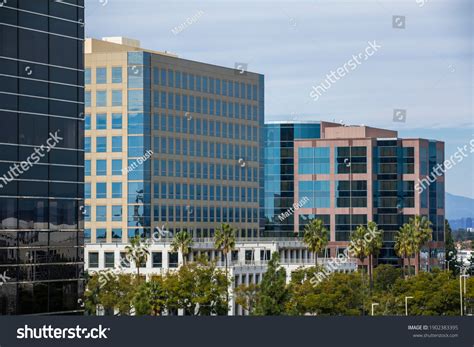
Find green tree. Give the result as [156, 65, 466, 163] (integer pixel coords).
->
[366, 221, 383, 288]
[124, 235, 150, 277]
[84, 273, 137, 315]
[254, 252, 290, 315]
[395, 224, 415, 277]
[287, 271, 369, 316]
[445, 219, 461, 275]
[174, 258, 228, 315]
[171, 230, 193, 265]
[350, 225, 370, 275]
[372, 264, 402, 292]
[235, 283, 259, 315]
[408, 216, 433, 274]
[214, 223, 236, 313]
[132, 278, 166, 315]
[303, 218, 328, 266]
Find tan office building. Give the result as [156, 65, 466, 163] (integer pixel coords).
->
[84, 37, 264, 246]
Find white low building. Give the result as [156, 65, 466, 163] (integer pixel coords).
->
[85, 239, 357, 315]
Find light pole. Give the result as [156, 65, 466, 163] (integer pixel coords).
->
[460, 273, 469, 316]
[371, 302, 379, 316]
[405, 296, 414, 316]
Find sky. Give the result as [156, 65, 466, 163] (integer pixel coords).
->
[85, 0, 473, 198]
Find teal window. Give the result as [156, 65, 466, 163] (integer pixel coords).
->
[112, 136, 122, 152]
[96, 90, 107, 107]
[96, 137, 107, 152]
[112, 90, 122, 106]
[298, 147, 330, 174]
[112, 113, 122, 129]
[112, 206, 122, 221]
[96, 67, 107, 84]
[112, 229, 122, 241]
[85, 183, 91, 199]
[85, 91, 91, 107]
[96, 113, 107, 129]
[112, 159, 122, 175]
[85, 114, 91, 130]
[85, 68, 91, 84]
[96, 160, 107, 176]
[112, 182, 122, 198]
[96, 182, 107, 198]
[112, 67, 122, 83]
[97, 229, 107, 243]
[298, 180, 330, 208]
[96, 206, 107, 222]
[84, 137, 91, 152]
[85, 160, 91, 176]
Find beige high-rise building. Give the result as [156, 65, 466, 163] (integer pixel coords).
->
[84, 37, 265, 250]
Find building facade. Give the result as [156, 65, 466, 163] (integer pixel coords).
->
[84, 37, 264, 249]
[266, 122, 445, 269]
[0, 0, 85, 314]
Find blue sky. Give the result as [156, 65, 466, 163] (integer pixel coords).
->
[85, 0, 473, 198]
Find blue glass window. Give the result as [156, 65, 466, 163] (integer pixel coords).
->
[85, 114, 91, 130]
[96, 207, 107, 222]
[96, 137, 107, 152]
[112, 67, 122, 83]
[96, 113, 106, 129]
[85, 183, 91, 199]
[112, 90, 122, 106]
[85, 91, 91, 107]
[96, 90, 107, 107]
[112, 136, 122, 152]
[112, 206, 122, 221]
[85, 160, 91, 176]
[85, 68, 91, 84]
[85, 137, 91, 152]
[112, 182, 122, 198]
[298, 181, 330, 208]
[112, 159, 122, 175]
[112, 113, 122, 129]
[96, 67, 107, 84]
[96, 182, 107, 198]
[298, 147, 330, 174]
[96, 160, 107, 176]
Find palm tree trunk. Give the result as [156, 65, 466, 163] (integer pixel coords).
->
[369, 255, 373, 289]
[315, 251, 318, 267]
[401, 255, 406, 278]
[416, 252, 420, 275]
[407, 256, 411, 277]
[224, 251, 229, 316]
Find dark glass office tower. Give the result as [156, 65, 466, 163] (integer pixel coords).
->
[0, 0, 84, 314]
[264, 122, 323, 237]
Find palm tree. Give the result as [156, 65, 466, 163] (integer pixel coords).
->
[125, 235, 150, 278]
[303, 218, 328, 266]
[350, 225, 369, 275]
[214, 223, 236, 277]
[409, 215, 432, 274]
[171, 230, 193, 265]
[394, 224, 414, 277]
[366, 221, 383, 288]
[214, 223, 236, 313]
